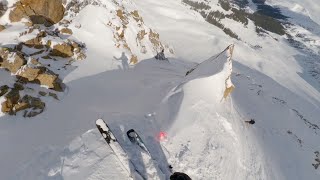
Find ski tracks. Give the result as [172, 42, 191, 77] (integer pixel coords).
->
[48, 129, 129, 180]
[159, 99, 268, 179]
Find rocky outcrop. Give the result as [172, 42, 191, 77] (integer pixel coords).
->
[0, 51, 27, 73]
[130, 55, 138, 64]
[1, 89, 45, 117]
[149, 30, 163, 51]
[0, 85, 9, 97]
[23, 31, 46, 49]
[60, 27, 73, 35]
[17, 67, 63, 91]
[9, 0, 65, 26]
[37, 72, 63, 91]
[49, 43, 74, 58]
[0, 0, 89, 117]
[20, 95, 45, 117]
[1, 89, 20, 115]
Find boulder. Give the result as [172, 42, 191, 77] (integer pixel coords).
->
[0, 25, 5, 32]
[19, 95, 45, 117]
[48, 92, 59, 100]
[37, 72, 57, 88]
[0, 85, 9, 96]
[0, 52, 27, 73]
[17, 66, 43, 81]
[14, 101, 30, 112]
[16, 66, 63, 91]
[9, 0, 65, 26]
[23, 31, 47, 49]
[38, 91, 47, 96]
[13, 83, 24, 91]
[60, 28, 73, 35]
[50, 43, 73, 58]
[24, 36, 44, 49]
[1, 89, 20, 114]
[130, 55, 138, 64]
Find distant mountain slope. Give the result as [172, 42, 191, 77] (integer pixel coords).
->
[0, 0, 319, 180]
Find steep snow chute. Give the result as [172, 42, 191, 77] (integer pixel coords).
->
[155, 44, 235, 132]
[153, 44, 267, 179]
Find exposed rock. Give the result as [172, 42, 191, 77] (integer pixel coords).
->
[59, 19, 71, 26]
[14, 83, 24, 91]
[37, 72, 63, 91]
[0, 52, 27, 73]
[24, 38, 43, 49]
[60, 28, 73, 35]
[130, 55, 138, 64]
[116, 9, 128, 25]
[38, 91, 47, 96]
[223, 85, 235, 99]
[24, 34, 45, 49]
[1, 89, 20, 115]
[18, 66, 43, 81]
[1, 89, 46, 116]
[24, 21, 33, 27]
[0, 85, 9, 96]
[16, 66, 63, 91]
[14, 101, 30, 112]
[130, 10, 143, 23]
[137, 30, 147, 41]
[75, 52, 86, 60]
[0, 25, 5, 32]
[23, 95, 45, 109]
[149, 30, 163, 51]
[9, 0, 65, 26]
[48, 92, 59, 100]
[19, 95, 45, 117]
[41, 55, 52, 59]
[29, 49, 45, 56]
[50, 43, 74, 58]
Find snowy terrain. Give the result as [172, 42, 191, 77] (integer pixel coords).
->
[0, 0, 320, 179]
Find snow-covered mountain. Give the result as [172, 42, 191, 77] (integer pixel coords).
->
[0, 0, 319, 179]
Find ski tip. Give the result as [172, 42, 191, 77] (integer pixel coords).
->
[96, 119, 107, 129]
[96, 118, 104, 124]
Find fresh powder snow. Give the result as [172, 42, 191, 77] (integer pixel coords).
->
[0, 0, 319, 180]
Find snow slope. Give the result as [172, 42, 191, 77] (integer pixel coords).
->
[267, 0, 320, 26]
[0, 0, 320, 179]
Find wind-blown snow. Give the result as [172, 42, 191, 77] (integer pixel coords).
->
[268, 0, 320, 26]
[0, 0, 320, 180]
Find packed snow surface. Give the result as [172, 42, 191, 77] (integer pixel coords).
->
[0, 0, 320, 180]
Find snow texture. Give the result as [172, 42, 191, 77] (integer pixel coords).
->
[0, 0, 320, 180]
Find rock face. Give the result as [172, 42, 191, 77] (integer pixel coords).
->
[9, 0, 65, 26]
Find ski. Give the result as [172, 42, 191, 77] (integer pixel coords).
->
[127, 129, 150, 154]
[96, 119, 146, 180]
[127, 129, 172, 178]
